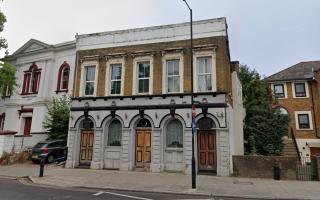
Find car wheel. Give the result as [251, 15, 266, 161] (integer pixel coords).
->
[46, 155, 55, 163]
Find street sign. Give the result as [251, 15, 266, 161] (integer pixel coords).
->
[192, 118, 196, 134]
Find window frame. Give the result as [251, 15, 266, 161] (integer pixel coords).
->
[165, 119, 184, 149]
[292, 82, 309, 98]
[271, 83, 287, 99]
[107, 119, 122, 147]
[295, 111, 313, 130]
[21, 63, 41, 95]
[273, 84, 285, 98]
[132, 56, 154, 95]
[56, 61, 70, 93]
[162, 52, 184, 94]
[79, 60, 99, 97]
[193, 50, 216, 93]
[105, 57, 125, 96]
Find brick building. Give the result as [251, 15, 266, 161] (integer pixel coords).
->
[264, 61, 320, 158]
[66, 18, 244, 176]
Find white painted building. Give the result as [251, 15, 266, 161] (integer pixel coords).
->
[0, 39, 76, 156]
[66, 18, 244, 176]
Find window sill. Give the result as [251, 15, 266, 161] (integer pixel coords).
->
[296, 128, 313, 131]
[165, 147, 183, 152]
[56, 89, 68, 94]
[14, 135, 32, 138]
[21, 93, 38, 97]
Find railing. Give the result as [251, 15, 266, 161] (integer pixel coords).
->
[291, 127, 301, 162]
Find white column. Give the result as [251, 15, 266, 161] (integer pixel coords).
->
[216, 129, 231, 176]
[151, 128, 161, 172]
[91, 128, 103, 169]
[184, 128, 192, 174]
[66, 127, 76, 168]
[120, 128, 131, 171]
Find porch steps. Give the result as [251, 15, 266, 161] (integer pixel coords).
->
[281, 139, 299, 157]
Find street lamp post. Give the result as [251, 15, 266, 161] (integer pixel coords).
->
[182, 0, 196, 189]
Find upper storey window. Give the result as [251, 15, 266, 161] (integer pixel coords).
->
[22, 63, 41, 95]
[167, 60, 180, 93]
[162, 51, 184, 94]
[110, 64, 122, 95]
[293, 82, 309, 98]
[138, 62, 150, 94]
[197, 57, 212, 92]
[80, 60, 99, 97]
[105, 57, 125, 96]
[193, 49, 216, 93]
[85, 66, 96, 96]
[56, 61, 70, 93]
[273, 84, 285, 98]
[132, 56, 153, 95]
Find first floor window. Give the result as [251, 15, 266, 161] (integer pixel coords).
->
[84, 66, 96, 95]
[197, 57, 212, 92]
[61, 67, 70, 90]
[274, 84, 285, 98]
[294, 83, 306, 97]
[166, 119, 183, 148]
[110, 64, 122, 95]
[167, 59, 180, 93]
[108, 120, 122, 146]
[24, 117, 32, 135]
[298, 114, 310, 129]
[138, 62, 150, 94]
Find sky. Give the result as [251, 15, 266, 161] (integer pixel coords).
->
[1, 0, 319, 77]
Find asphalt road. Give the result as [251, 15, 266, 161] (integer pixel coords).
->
[0, 178, 257, 200]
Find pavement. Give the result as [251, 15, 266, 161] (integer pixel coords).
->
[1, 163, 320, 200]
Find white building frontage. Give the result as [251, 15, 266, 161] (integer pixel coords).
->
[0, 39, 76, 156]
[66, 18, 244, 176]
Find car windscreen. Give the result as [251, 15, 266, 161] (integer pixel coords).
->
[34, 143, 47, 148]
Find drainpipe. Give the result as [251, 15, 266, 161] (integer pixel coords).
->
[310, 81, 319, 138]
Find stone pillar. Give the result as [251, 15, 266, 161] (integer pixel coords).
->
[217, 129, 231, 176]
[120, 128, 131, 171]
[91, 128, 103, 169]
[184, 128, 192, 175]
[150, 128, 161, 172]
[65, 128, 76, 168]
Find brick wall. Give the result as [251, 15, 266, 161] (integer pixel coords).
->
[272, 81, 319, 139]
[74, 36, 231, 97]
[233, 155, 297, 180]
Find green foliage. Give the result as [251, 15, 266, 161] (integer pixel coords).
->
[0, 6, 7, 51]
[0, 62, 16, 98]
[239, 65, 289, 155]
[43, 96, 71, 140]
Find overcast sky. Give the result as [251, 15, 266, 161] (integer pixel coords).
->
[1, 0, 319, 76]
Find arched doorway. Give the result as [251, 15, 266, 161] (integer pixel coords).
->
[135, 118, 152, 169]
[79, 118, 94, 166]
[197, 117, 217, 172]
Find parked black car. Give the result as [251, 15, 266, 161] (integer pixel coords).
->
[31, 140, 67, 163]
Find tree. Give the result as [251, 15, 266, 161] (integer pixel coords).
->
[0, 62, 16, 98]
[0, 5, 8, 52]
[0, 2, 16, 98]
[239, 65, 289, 155]
[43, 96, 71, 140]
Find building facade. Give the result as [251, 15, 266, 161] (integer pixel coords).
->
[66, 18, 244, 176]
[264, 61, 320, 158]
[0, 39, 75, 156]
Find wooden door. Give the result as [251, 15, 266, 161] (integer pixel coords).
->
[197, 130, 216, 171]
[79, 129, 94, 166]
[24, 117, 32, 135]
[310, 147, 320, 156]
[135, 130, 151, 168]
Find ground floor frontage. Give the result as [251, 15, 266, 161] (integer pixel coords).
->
[66, 95, 239, 176]
[0, 103, 48, 156]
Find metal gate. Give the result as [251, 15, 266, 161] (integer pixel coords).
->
[296, 157, 312, 181]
